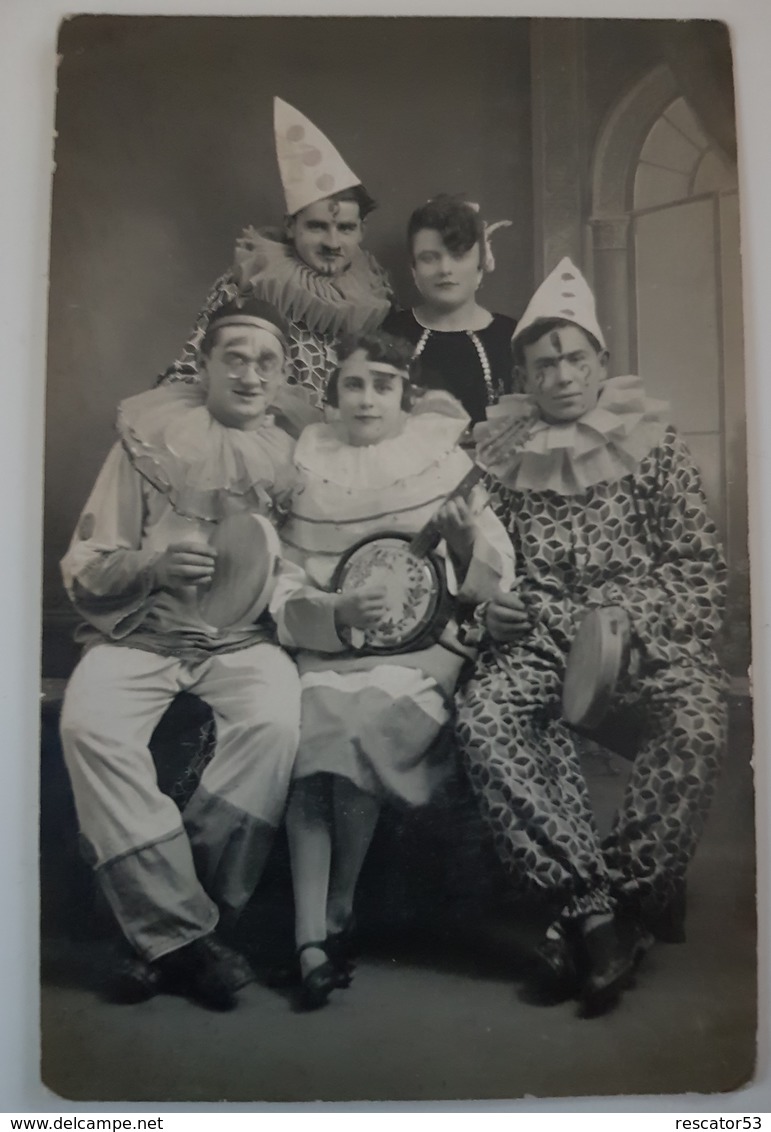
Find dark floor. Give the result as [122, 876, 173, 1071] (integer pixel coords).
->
[39, 696, 757, 1104]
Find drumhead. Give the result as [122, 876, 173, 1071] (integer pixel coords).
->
[199, 512, 280, 630]
[334, 535, 444, 653]
[562, 606, 630, 729]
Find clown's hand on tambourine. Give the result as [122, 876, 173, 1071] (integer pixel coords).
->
[153, 540, 218, 594]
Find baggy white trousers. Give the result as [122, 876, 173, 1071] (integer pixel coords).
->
[59, 642, 301, 960]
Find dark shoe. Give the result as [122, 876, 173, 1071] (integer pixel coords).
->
[645, 883, 687, 943]
[622, 917, 656, 971]
[617, 881, 687, 944]
[326, 916, 357, 987]
[262, 958, 301, 990]
[205, 936, 255, 992]
[108, 950, 164, 1005]
[295, 941, 342, 1012]
[576, 915, 648, 1018]
[270, 924, 356, 994]
[523, 923, 580, 1006]
[159, 934, 254, 1011]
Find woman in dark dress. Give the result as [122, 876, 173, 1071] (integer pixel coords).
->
[384, 195, 516, 424]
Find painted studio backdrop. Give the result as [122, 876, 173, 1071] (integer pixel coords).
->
[40, 16, 753, 1104]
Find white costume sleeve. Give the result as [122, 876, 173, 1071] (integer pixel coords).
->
[60, 443, 163, 638]
[269, 557, 345, 655]
[455, 486, 517, 602]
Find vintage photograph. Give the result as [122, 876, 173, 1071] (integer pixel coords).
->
[39, 15, 755, 1103]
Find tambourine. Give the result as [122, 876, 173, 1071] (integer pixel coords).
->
[198, 512, 280, 630]
[330, 531, 454, 655]
[562, 606, 631, 730]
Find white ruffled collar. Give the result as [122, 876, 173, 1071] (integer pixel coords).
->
[117, 383, 295, 521]
[232, 227, 393, 338]
[474, 375, 669, 495]
[294, 406, 469, 493]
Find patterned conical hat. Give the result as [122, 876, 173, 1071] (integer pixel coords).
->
[513, 257, 606, 349]
[274, 97, 362, 216]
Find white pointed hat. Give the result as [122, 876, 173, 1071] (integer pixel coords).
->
[513, 257, 606, 350]
[274, 97, 362, 216]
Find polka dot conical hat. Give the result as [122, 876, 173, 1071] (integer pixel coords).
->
[513, 257, 606, 350]
[274, 97, 362, 216]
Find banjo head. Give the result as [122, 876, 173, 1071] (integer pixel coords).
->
[333, 534, 445, 653]
[199, 512, 279, 630]
[562, 606, 630, 730]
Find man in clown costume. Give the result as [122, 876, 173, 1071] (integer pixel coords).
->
[455, 259, 727, 1018]
[59, 298, 303, 1012]
[160, 97, 392, 413]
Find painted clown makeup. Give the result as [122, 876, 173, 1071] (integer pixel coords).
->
[522, 324, 607, 422]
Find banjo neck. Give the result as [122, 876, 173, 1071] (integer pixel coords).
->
[409, 465, 485, 558]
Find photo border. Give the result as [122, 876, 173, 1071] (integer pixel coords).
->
[3, 0, 769, 1114]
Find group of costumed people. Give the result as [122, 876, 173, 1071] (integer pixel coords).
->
[59, 96, 726, 1020]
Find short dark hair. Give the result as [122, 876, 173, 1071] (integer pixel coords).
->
[199, 295, 289, 359]
[512, 318, 604, 380]
[289, 184, 377, 222]
[325, 331, 415, 410]
[407, 194, 485, 263]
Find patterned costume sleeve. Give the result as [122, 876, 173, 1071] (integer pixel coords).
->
[156, 269, 242, 386]
[594, 427, 727, 663]
[60, 444, 163, 638]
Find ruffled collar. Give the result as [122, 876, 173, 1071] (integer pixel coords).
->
[294, 405, 469, 493]
[474, 375, 669, 495]
[233, 227, 392, 338]
[117, 383, 295, 522]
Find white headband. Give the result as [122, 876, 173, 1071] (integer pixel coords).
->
[211, 315, 287, 349]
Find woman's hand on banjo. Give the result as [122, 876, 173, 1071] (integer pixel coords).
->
[334, 586, 389, 631]
[434, 497, 479, 574]
[485, 586, 532, 643]
[152, 541, 218, 593]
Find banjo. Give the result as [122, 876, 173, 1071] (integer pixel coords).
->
[198, 511, 281, 630]
[562, 606, 631, 730]
[330, 465, 485, 656]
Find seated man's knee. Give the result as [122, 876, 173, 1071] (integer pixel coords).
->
[662, 678, 726, 730]
[60, 684, 108, 756]
[266, 700, 301, 759]
[225, 696, 300, 757]
[258, 652, 301, 749]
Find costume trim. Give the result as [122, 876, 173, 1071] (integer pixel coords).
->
[293, 410, 469, 493]
[413, 324, 497, 405]
[117, 383, 295, 522]
[233, 227, 392, 339]
[209, 314, 287, 347]
[474, 374, 669, 495]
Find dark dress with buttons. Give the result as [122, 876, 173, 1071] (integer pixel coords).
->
[383, 309, 517, 425]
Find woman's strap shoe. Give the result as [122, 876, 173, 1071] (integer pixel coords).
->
[296, 941, 342, 1012]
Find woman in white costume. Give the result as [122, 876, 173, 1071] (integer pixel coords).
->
[275, 330, 515, 1009]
